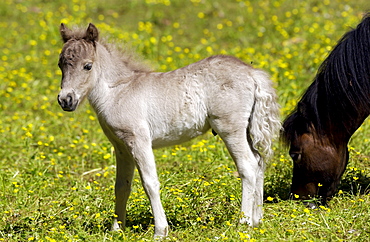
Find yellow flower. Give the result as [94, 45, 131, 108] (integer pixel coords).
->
[29, 40, 37, 46]
[150, 37, 157, 44]
[197, 12, 205, 19]
[238, 232, 249, 239]
[217, 23, 223, 30]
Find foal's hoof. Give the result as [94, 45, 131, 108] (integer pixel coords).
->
[111, 219, 121, 231]
[154, 226, 169, 240]
[154, 234, 167, 240]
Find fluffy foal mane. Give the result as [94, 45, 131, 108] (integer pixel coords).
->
[283, 13, 370, 145]
[61, 24, 152, 74]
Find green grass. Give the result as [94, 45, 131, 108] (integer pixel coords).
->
[1, 0, 370, 241]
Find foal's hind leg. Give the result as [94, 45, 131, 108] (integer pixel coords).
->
[214, 124, 262, 227]
[111, 145, 135, 231]
[246, 134, 264, 226]
[252, 154, 264, 226]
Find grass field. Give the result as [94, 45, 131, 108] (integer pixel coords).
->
[1, 0, 370, 241]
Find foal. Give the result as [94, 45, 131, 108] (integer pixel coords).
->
[57, 23, 280, 237]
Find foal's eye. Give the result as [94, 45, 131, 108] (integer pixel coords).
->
[84, 63, 93, 71]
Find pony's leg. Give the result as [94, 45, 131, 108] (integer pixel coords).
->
[215, 126, 262, 226]
[111, 147, 135, 231]
[125, 134, 168, 238]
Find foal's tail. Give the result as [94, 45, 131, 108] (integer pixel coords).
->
[248, 69, 281, 161]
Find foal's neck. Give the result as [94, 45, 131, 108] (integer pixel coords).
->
[96, 43, 134, 83]
[87, 43, 132, 114]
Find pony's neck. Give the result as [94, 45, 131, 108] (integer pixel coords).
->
[331, 111, 368, 142]
[296, 82, 368, 145]
[316, 98, 369, 143]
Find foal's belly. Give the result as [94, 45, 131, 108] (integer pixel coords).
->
[151, 122, 211, 149]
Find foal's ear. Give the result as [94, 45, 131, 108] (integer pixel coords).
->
[60, 23, 72, 43]
[85, 23, 99, 42]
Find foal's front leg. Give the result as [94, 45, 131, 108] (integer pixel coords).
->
[125, 133, 169, 238]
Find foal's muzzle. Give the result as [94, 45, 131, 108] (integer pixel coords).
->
[58, 92, 78, 112]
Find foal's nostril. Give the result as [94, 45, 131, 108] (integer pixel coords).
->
[57, 94, 62, 106]
[66, 93, 73, 107]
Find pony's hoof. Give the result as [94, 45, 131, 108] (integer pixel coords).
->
[303, 201, 317, 209]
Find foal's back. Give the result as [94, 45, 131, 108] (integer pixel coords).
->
[106, 55, 260, 148]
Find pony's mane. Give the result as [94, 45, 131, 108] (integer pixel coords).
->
[283, 13, 370, 145]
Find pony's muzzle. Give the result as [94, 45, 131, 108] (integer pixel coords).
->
[58, 92, 78, 112]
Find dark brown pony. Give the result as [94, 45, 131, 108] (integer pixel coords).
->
[282, 13, 370, 206]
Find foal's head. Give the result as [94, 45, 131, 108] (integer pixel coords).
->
[57, 23, 99, 111]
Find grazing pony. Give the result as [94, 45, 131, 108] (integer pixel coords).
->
[57, 23, 280, 238]
[282, 13, 370, 205]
